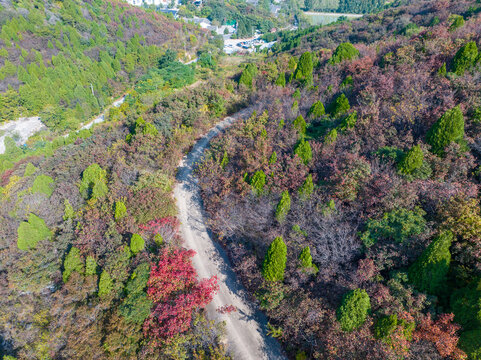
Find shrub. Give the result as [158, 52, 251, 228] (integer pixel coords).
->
[329, 42, 360, 64]
[85, 256, 97, 276]
[23, 162, 37, 177]
[275, 190, 291, 223]
[32, 174, 54, 197]
[452, 41, 478, 76]
[269, 151, 277, 165]
[275, 72, 286, 87]
[130, 233, 145, 254]
[336, 289, 371, 332]
[294, 139, 312, 165]
[451, 278, 481, 331]
[438, 63, 447, 77]
[63, 247, 84, 282]
[459, 330, 481, 360]
[130, 187, 177, 223]
[408, 231, 453, 295]
[293, 115, 307, 136]
[325, 128, 338, 144]
[251, 170, 266, 195]
[299, 246, 318, 273]
[330, 93, 350, 117]
[360, 207, 426, 247]
[63, 199, 75, 220]
[374, 314, 398, 340]
[308, 101, 325, 119]
[298, 174, 314, 200]
[119, 262, 152, 324]
[79, 163, 108, 200]
[98, 270, 114, 297]
[262, 236, 287, 282]
[17, 213, 52, 251]
[449, 14, 465, 32]
[239, 63, 258, 88]
[114, 200, 127, 221]
[426, 106, 465, 155]
[397, 145, 424, 175]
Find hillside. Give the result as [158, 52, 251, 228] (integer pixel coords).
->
[198, 0, 481, 359]
[0, 0, 206, 130]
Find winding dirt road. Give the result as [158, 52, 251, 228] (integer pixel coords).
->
[174, 110, 286, 360]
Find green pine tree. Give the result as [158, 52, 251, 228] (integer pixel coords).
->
[336, 289, 371, 332]
[98, 270, 114, 297]
[397, 145, 424, 175]
[262, 236, 287, 282]
[130, 233, 145, 254]
[275, 190, 291, 223]
[294, 139, 312, 165]
[299, 246, 318, 273]
[63, 247, 84, 282]
[426, 106, 465, 155]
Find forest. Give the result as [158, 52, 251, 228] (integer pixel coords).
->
[198, 0, 481, 359]
[2, 0, 481, 359]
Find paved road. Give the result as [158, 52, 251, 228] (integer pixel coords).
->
[174, 110, 286, 360]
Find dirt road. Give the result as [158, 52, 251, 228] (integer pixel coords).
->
[174, 110, 286, 360]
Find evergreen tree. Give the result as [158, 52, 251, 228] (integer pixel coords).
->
[275, 190, 291, 223]
[130, 233, 145, 254]
[339, 111, 358, 131]
[298, 174, 314, 200]
[31, 174, 54, 197]
[114, 200, 127, 221]
[17, 213, 52, 251]
[63, 247, 84, 282]
[293, 115, 307, 136]
[299, 246, 318, 273]
[275, 72, 286, 87]
[262, 236, 287, 282]
[330, 93, 350, 117]
[98, 270, 114, 297]
[251, 170, 266, 195]
[426, 106, 465, 155]
[408, 231, 453, 295]
[336, 289, 371, 331]
[269, 151, 277, 165]
[294, 139, 312, 165]
[79, 163, 108, 200]
[397, 145, 424, 175]
[451, 277, 481, 331]
[453, 41, 478, 76]
[63, 199, 75, 220]
[295, 52, 313, 83]
[329, 42, 360, 64]
[85, 256, 97, 276]
[308, 100, 325, 119]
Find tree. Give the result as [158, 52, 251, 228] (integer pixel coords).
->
[298, 174, 314, 200]
[251, 170, 266, 195]
[31, 174, 54, 197]
[294, 139, 312, 165]
[79, 163, 108, 200]
[449, 14, 465, 32]
[130, 233, 145, 254]
[114, 200, 127, 221]
[262, 237, 287, 282]
[408, 231, 453, 295]
[308, 101, 325, 119]
[339, 111, 357, 131]
[275, 190, 291, 223]
[336, 289, 371, 332]
[451, 278, 481, 331]
[329, 42, 360, 64]
[85, 256, 97, 276]
[397, 145, 423, 175]
[295, 52, 313, 83]
[330, 93, 350, 117]
[299, 246, 318, 273]
[239, 63, 258, 88]
[426, 106, 465, 155]
[452, 41, 478, 76]
[17, 213, 52, 251]
[63, 247, 84, 282]
[293, 115, 307, 136]
[275, 72, 286, 87]
[99, 270, 114, 297]
[63, 199, 75, 220]
[459, 329, 481, 360]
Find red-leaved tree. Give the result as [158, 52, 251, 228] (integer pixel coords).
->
[143, 248, 218, 344]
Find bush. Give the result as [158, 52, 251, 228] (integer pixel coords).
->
[330, 93, 350, 117]
[63, 247, 84, 282]
[251, 170, 266, 195]
[275, 72, 286, 87]
[79, 163, 108, 200]
[32, 174, 54, 197]
[275, 190, 291, 223]
[298, 174, 314, 200]
[308, 101, 325, 119]
[408, 231, 453, 295]
[452, 41, 478, 76]
[63, 199, 75, 220]
[373, 314, 398, 340]
[293, 115, 307, 136]
[339, 111, 357, 131]
[114, 200, 127, 221]
[360, 207, 426, 247]
[397, 145, 424, 175]
[17, 213, 52, 251]
[85, 256, 97, 276]
[329, 42, 360, 64]
[99, 270, 114, 297]
[119, 262, 152, 324]
[325, 128, 338, 144]
[336, 289, 371, 332]
[299, 246, 318, 273]
[426, 106, 465, 155]
[262, 236, 287, 282]
[239, 63, 258, 88]
[459, 329, 481, 360]
[294, 139, 312, 165]
[130, 233, 145, 254]
[23, 162, 37, 177]
[449, 14, 465, 32]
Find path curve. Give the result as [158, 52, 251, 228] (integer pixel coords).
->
[174, 109, 286, 360]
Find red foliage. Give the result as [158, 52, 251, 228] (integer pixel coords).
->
[216, 305, 237, 314]
[413, 313, 466, 359]
[143, 248, 218, 344]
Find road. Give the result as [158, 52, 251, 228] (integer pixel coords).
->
[174, 109, 286, 360]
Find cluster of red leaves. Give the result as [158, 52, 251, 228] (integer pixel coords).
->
[143, 248, 218, 344]
[139, 217, 180, 234]
[413, 313, 467, 360]
[216, 305, 237, 314]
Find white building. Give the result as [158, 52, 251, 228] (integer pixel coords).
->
[126, 0, 176, 8]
